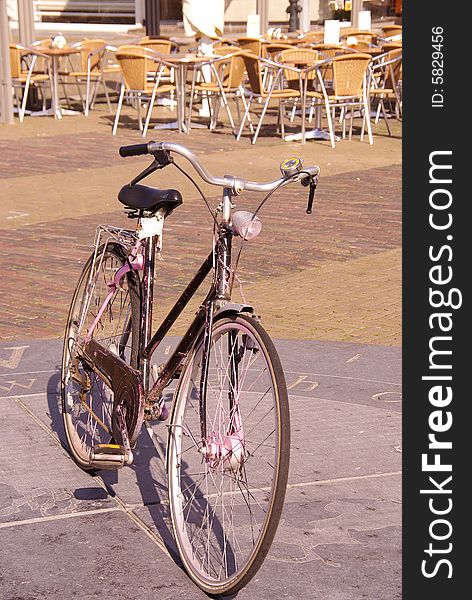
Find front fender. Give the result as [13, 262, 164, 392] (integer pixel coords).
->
[214, 302, 254, 319]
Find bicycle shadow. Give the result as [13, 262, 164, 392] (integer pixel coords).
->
[46, 371, 177, 553]
[46, 373, 235, 599]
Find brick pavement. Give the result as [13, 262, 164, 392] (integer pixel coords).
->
[0, 106, 401, 344]
[0, 97, 402, 600]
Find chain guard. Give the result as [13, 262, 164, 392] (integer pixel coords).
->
[80, 338, 145, 447]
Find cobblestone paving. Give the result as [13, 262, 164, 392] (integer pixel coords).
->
[0, 108, 401, 344]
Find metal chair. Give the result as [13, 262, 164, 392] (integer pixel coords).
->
[236, 52, 302, 144]
[368, 49, 402, 134]
[340, 30, 379, 45]
[303, 53, 373, 147]
[62, 39, 111, 115]
[277, 48, 320, 124]
[381, 25, 402, 39]
[138, 38, 176, 54]
[298, 30, 325, 44]
[9, 44, 51, 122]
[186, 49, 247, 134]
[112, 46, 176, 137]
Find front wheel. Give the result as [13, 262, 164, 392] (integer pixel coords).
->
[168, 313, 290, 596]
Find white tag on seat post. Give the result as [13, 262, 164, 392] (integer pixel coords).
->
[138, 214, 165, 247]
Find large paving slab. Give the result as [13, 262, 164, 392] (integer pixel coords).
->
[0, 337, 401, 599]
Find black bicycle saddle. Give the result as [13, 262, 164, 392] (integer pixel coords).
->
[118, 184, 183, 216]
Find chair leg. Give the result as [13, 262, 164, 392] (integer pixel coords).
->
[12, 86, 21, 116]
[308, 101, 314, 123]
[380, 99, 392, 135]
[137, 97, 143, 131]
[40, 84, 47, 111]
[210, 95, 220, 130]
[60, 79, 72, 109]
[279, 101, 285, 140]
[239, 86, 254, 133]
[186, 71, 197, 132]
[19, 78, 32, 123]
[75, 79, 84, 108]
[112, 84, 125, 135]
[220, 89, 235, 134]
[236, 94, 253, 141]
[143, 88, 158, 138]
[89, 77, 100, 110]
[101, 77, 112, 113]
[252, 95, 271, 144]
[363, 96, 373, 145]
[85, 72, 91, 116]
[324, 98, 335, 148]
[375, 100, 382, 124]
[349, 106, 354, 140]
[235, 94, 241, 126]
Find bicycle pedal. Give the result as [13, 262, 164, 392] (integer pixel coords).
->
[89, 444, 131, 470]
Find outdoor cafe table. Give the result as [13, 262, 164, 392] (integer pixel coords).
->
[278, 56, 336, 144]
[31, 45, 82, 119]
[152, 53, 217, 134]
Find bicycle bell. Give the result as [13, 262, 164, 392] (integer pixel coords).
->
[280, 157, 303, 178]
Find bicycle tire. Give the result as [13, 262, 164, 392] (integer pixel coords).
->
[61, 243, 141, 471]
[167, 313, 290, 596]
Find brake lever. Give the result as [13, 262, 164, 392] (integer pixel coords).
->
[306, 177, 318, 215]
[129, 150, 174, 187]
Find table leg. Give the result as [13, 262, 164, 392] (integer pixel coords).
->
[284, 99, 341, 143]
[301, 75, 307, 145]
[52, 55, 61, 119]
[153, 63, 187, 133]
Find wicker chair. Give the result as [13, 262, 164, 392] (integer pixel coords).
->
[264, 42, 294, 60]
[236, 52, 302, 144]
[299, 30, 325, 44]
[381, 25, 402, 39]
[277, 48, 320, 124]
[61, 39, 111, 115]
[9, 44, 51, 122]
[138, 38, 176, 54]
[138, 38, 176, 91]
[303, 53, 373, 147]
[236, 37, 263, 56]
[186, 49, 246, 134]
[368, 49, 402, 134]
[310, 44, 354, 59]
[112, 46, 176, 137]
[212, 38, 239, 50]
[380, 41, 402, 52]
[341, 30, 379, 45]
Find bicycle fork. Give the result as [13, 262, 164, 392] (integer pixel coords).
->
[198, 188, 246, 472]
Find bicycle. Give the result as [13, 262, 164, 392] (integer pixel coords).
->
[61, 141, 319, 596]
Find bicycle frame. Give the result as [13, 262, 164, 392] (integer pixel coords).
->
[84, 187, 239, 443]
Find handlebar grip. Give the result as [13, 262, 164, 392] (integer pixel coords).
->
[119, 143, 150, 157]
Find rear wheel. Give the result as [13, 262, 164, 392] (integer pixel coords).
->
[168, 313, 290, 596]
[61, 243, 141, 470]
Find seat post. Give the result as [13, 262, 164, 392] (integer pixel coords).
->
[140, 233, 158, 392]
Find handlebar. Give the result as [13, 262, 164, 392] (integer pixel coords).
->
[119, 141, 319, 195]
